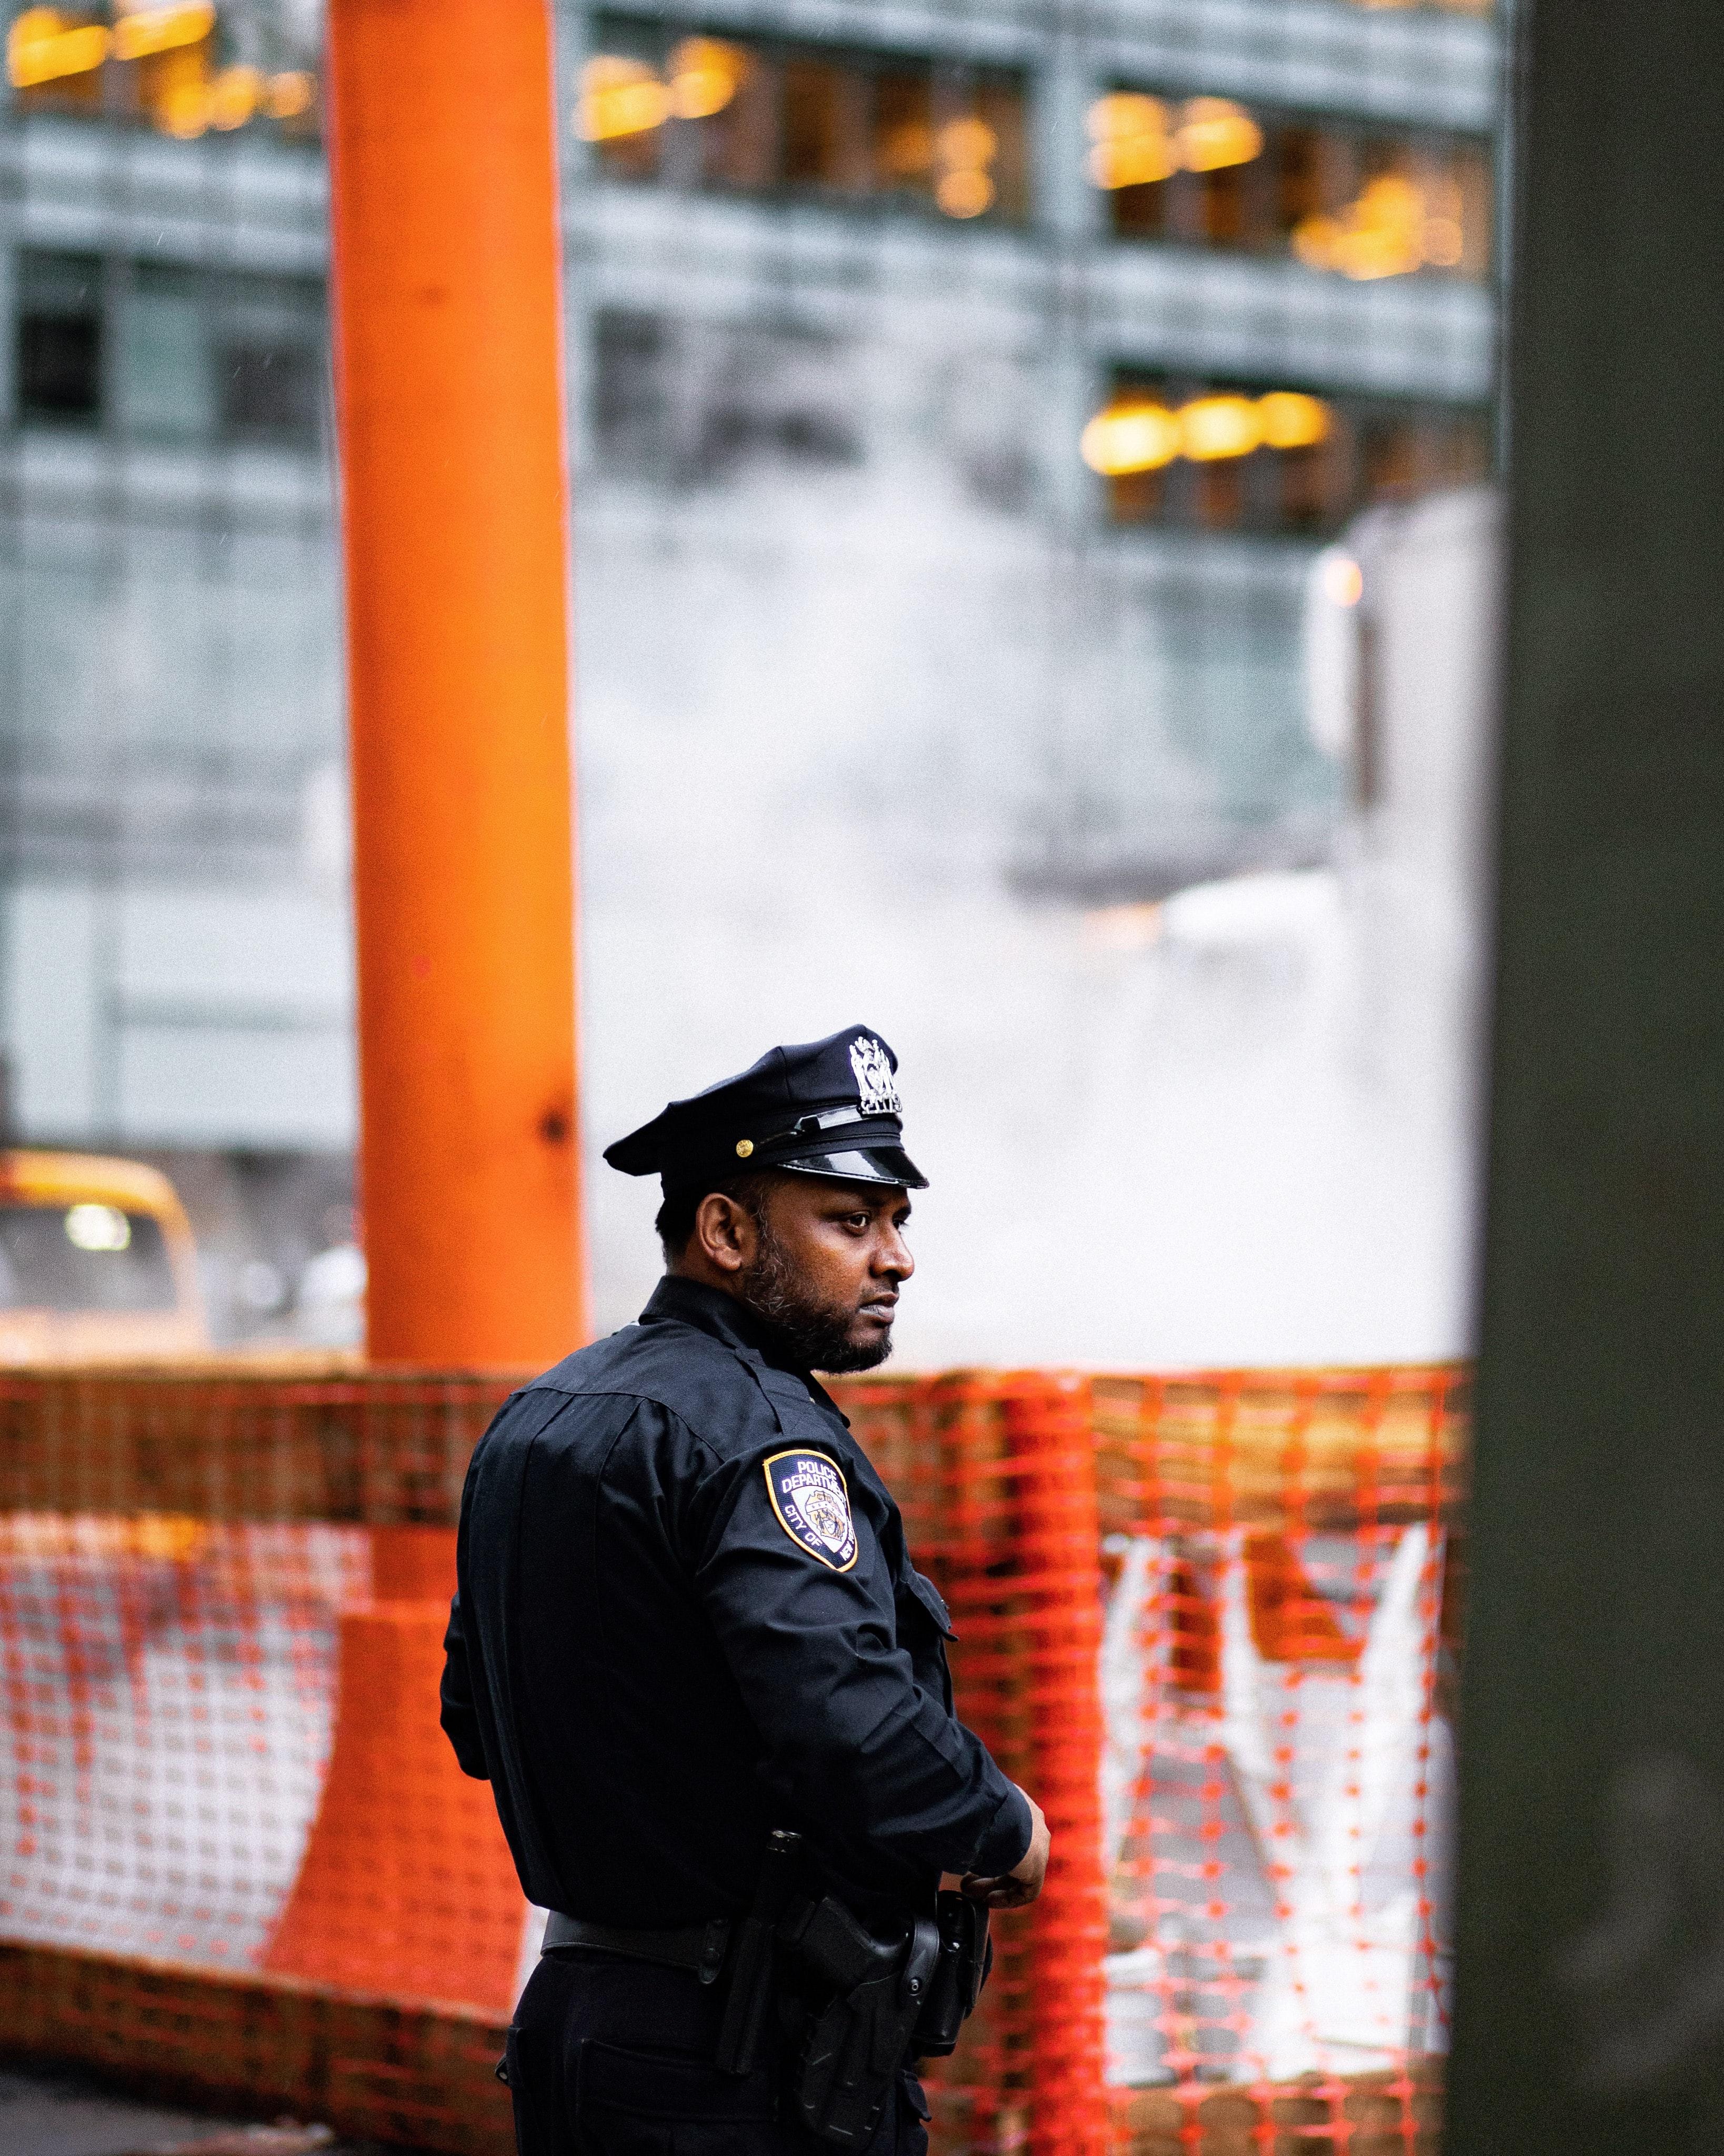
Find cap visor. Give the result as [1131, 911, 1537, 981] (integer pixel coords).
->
[770, 1145, 928, 1191]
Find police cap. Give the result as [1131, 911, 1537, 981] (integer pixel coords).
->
[604, 1026, 928, 1195]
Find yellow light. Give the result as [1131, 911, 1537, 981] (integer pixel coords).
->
[935, 115, 998, 213]
[1256, 391, 1331, 449]
[1291, 212, 1341, 271]
[8, 10, 109, 89]
[1179, 395, 1262, 461]
[263, 68, 315, 119]
[936, 167, 995, 218]
[667, 36, 745, 121]
[1294, 174, 1428, 280]
[158, 73, 209, 136]
[1320, 553, 1364, 607]
[111, 2, 214, 63]
[208, 64, 260, 131]
[938, 116, 998, 170]
[1085, 92, 1175, 190]
[1081, 401, 1181, 477]
[1088, 135, 1177, 189]
[1360, 172, 1423, 225]
[1175, 97, 1262, 173]
[1084, 387, 1342, 474]
[577, 55, 671, 142]
[1086, 92, 1168, 144]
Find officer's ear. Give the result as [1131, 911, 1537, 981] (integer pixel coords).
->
[692, 1191, 757, 1274]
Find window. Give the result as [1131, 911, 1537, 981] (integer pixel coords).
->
[116, 263, 209, 437]
[1089, 92, 1492, 282]
[211, 273, 326, 445]
[219, 342, 322, 441]
[580, 19, 1030, 225]
[593, 310, 863, 486]
[1084, 373, 1491, 535]
[7, 5, 319, 144]
[0, 1204, 176, 1312]
[16, 250, 103, 423]
[14, 254, 327, 447]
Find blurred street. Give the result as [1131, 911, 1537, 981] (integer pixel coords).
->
[0, 2065, 353, 2156]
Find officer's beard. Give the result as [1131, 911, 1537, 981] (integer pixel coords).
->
[738, 1219, 897, 1375]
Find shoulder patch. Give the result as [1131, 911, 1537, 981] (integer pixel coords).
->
[764, 1450, 858, 1572]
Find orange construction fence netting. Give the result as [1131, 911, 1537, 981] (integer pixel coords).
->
[0, 1362, 1465, 2156]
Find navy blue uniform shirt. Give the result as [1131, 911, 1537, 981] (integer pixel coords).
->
[440, 1275, 1032, 1926]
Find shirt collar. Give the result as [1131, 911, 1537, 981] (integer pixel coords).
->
[641, 1274, 800, 1368]
[639, 1274, 851, 1421]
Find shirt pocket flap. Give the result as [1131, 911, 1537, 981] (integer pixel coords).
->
[900, 1566, 957, 1641]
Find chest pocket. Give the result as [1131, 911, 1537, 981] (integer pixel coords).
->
[899, 1566, 956, 1641]
[895, 1564, 957, 1713]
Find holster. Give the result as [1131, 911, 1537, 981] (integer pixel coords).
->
[714, 1831, 994, 2149]
[911, 1892, 992, 2059]
[781, 1894, 940, 2148]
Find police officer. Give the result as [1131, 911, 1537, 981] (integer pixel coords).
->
[440, 1025, 1049, 2156]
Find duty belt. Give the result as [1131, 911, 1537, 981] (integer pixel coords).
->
[540, 1845, 990, 2153]
[540, 1909, 731, 1984]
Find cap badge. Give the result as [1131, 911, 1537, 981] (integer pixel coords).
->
[764, 1450, 858, 1571]
[849, 1034, 901, 1116]
[735, 1139, 754, 1157]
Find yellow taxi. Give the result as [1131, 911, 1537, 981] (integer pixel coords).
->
[0, 1151, 208, 1362]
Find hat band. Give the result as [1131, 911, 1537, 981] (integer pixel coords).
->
[750, 1106, 883, 1153]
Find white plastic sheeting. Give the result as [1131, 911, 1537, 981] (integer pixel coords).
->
[1100, 1524, 1454, 2085]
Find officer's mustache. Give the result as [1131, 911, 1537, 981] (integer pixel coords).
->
[738, 1220, 896, 1375]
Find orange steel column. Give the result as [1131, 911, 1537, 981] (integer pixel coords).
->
[326, 0, 585, 1363]
[1010, 1376, 1109, 2156]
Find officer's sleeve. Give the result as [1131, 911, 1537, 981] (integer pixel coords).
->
[439, 1590, 490, 1781]
[686, 1428, 1032, 1881]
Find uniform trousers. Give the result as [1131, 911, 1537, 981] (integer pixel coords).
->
[507, 1947, 931, 2156]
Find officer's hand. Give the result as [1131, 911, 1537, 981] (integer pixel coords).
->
[961, 1791, 1049, 1909]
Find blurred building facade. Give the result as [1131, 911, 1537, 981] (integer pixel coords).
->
[0, 0, 1501, 1349]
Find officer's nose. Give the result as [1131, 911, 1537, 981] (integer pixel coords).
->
[877, 1221, 914, 1282]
